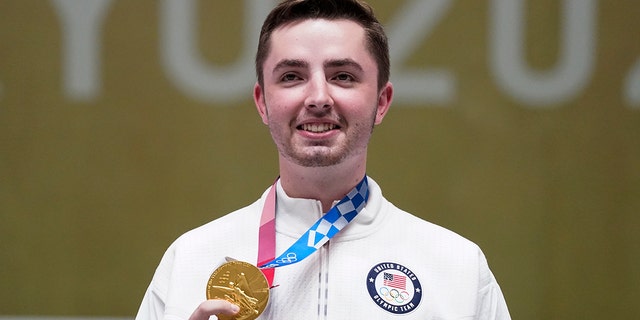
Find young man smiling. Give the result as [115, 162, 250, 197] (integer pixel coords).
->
[136, 1, 510, 319]
[254, 16, 391, 213]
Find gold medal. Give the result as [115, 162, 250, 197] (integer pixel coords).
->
[206, 260, 270, 320]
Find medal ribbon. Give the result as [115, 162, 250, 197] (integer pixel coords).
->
[257, 176, 369, 287]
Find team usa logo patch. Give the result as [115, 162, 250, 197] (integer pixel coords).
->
[366, 262, 422, 314]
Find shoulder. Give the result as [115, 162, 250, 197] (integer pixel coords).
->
[366, 177, 480, 253]
[145, 190, 270, 295]
[158, 185, 273, 263]
[381, 202, 500, 288]
[172, 198, 263, 251]
[386, 201, 480, 251]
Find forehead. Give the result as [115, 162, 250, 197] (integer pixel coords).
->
[265, 18, 375, 70]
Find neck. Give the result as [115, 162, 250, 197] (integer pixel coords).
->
[279, 157, 366, 212]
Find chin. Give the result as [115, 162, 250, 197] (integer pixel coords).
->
[291, 152, 347, 168]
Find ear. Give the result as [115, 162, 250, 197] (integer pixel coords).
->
[374, 82, 393, 125]
[253, 82, 269, 125]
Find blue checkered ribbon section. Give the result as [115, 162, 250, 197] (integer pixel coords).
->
[259, 176, 369, 269]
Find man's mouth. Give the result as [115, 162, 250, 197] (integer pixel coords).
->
[298, 123, 339, 133]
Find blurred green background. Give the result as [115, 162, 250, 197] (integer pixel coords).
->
[1, 1, 638, 318]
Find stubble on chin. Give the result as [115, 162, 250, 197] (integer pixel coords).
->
[282, 146, 346, 167]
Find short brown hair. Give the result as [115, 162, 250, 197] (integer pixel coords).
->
[255, 0, 390, 90]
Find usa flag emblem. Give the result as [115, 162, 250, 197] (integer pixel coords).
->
[383, 272, 407, 290]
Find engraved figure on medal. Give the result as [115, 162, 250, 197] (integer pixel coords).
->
[207, 261, 270, 320]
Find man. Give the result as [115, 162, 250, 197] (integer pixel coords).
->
[136, 0, 511, 319]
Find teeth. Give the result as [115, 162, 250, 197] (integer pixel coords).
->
[301, 123, 337, 133]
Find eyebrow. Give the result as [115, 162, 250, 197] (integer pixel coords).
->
[272, 58, 364, 74]
[273, 59, 308, 74]
[324, 59, 364, 72]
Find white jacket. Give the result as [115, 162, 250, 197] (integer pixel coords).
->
[135, 177, 510, 319]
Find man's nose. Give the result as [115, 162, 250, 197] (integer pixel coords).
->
[304, 76, 334, 109]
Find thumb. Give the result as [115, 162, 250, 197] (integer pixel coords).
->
[189, 300, 240, 320]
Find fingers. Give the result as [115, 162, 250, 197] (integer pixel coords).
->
[189, 300, 240, 320]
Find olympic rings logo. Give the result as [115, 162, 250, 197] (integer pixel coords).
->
[379, 287, 411, 304]
[276, 252, 297, 264]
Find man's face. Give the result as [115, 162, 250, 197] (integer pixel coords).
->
[254, 19, 393, 168]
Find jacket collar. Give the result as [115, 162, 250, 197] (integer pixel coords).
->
[272, 176, 385, 242]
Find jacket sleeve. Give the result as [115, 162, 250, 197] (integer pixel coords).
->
[135, 242, 176, 320]
[476, 250, 511, 320]
[135, 284, 166, 320]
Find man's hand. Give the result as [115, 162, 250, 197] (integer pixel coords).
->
[189, 300, 240, 320]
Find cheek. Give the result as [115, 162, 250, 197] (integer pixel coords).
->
[340, 96, 379, 120]
[263, 104, 293, 129]
[265, 89, 294, 108]
[265, 93, 305, 120]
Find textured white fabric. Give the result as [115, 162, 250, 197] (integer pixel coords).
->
[135, 177, 510, 319]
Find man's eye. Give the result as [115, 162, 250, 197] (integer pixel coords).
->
[334, 73, 354, 81]
[281, 73, 300, 82]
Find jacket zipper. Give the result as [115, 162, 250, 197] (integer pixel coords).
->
[317, 240, 330, 320]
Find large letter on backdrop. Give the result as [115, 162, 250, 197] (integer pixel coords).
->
[160, 0, 271, 104]
[51, 0, 113, 101]
[625, 59, 640, 109]
[490, 0, 597, 107]
[387, 0, 455, 105]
